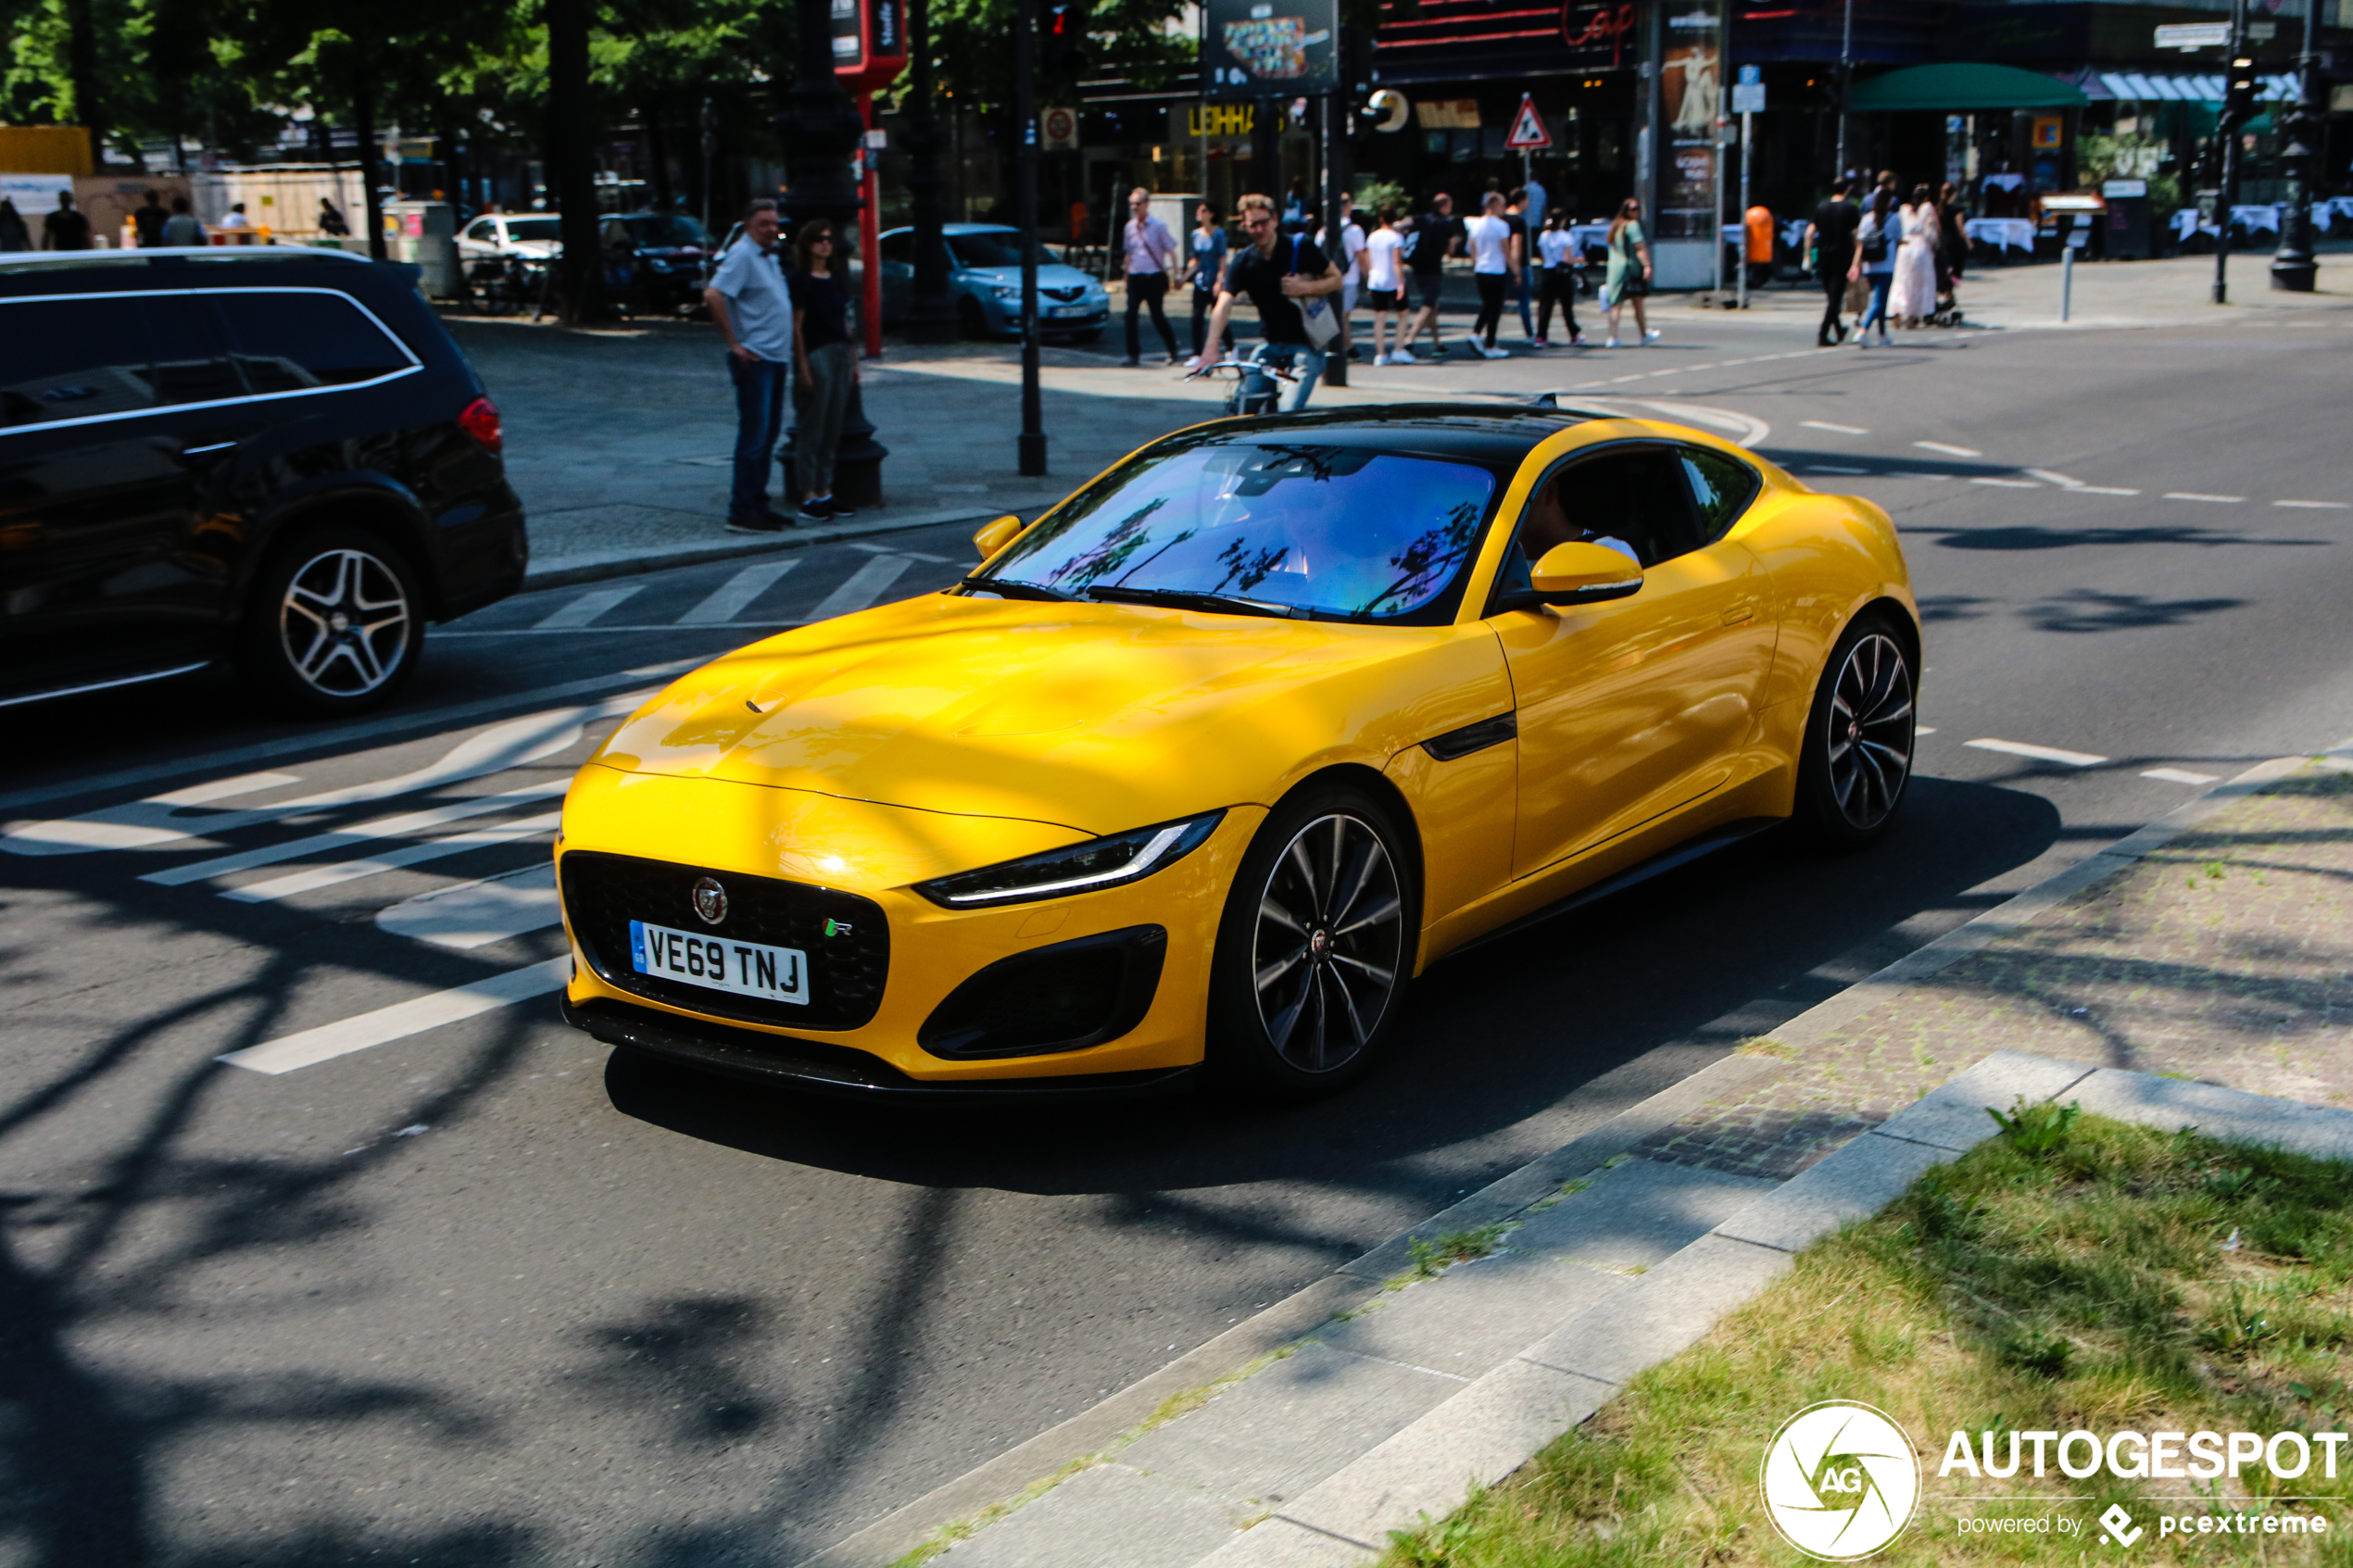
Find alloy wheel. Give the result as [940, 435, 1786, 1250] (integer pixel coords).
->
[279, 547, 413, 698]
[1251, 812, 1405, 1073]
[1825, 632, 1915, 831]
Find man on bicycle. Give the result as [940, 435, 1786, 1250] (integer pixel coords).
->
[1189, 193, 1345, 412]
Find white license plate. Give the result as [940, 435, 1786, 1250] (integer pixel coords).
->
[1047, 304, 1088, 318]
[630, 919, 808, 1005]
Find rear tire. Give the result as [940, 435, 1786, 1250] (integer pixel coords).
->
[239, 523, 425, 718]
[1793, 612, 1917, 850]
[1205, 784, 1416, 1102]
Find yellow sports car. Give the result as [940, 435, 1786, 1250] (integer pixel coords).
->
[556, 406, 1918, 1100]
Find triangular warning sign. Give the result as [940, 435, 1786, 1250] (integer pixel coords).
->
[1505, 94, 1552, 150]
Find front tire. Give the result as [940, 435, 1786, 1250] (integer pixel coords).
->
[1793, 613, 1917, 849]
[1206, 784, 1416, 1101]
[239, 524, 424, 717]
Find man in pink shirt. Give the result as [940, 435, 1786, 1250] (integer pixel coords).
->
[1121, 187, 1182, 366]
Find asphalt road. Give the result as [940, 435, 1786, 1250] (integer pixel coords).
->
[5, 307, 2352, 1568]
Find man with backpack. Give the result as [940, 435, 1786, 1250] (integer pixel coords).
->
[1191, 193, 1345, 412]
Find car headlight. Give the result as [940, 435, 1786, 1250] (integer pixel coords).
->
[915, 811, 1225, 909]
[988, 283, 1023, 300]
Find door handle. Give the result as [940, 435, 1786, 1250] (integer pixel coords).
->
[1720, 605, 1755, 626]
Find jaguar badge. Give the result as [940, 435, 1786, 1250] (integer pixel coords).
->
[691, 876, 728, 926]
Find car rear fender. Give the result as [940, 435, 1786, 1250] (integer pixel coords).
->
[238, 474, 438, 617]
[1735, 490, 1917, 714]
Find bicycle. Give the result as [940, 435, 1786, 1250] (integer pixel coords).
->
[1184, 342, 1305, 418]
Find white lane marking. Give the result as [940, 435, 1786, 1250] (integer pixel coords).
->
[218, 957, 571, 1075]
[434, 623, 800, 638]
[1802, 420, 1869, 434]
[1894, 472, 1953, 481]
[849, 544, 955, 563]
[377, 863, 560, 950]
[6, 698, 625, 858]
[2163, 492, 2244, 503]
[2142, 768, 2221, 785]
[221, 812, 562, 903]
[157, 772, 306, 807]
[1916, 726, 1936, 734]
[806, 556, 913, 621]
[2026, 469, 2084, 488]
[1970, 477, 2042, 488]
[0, 658, 703, 820]
[2276, 499, 2350, 508]
[1686, 363, 1718, 371]
[1966, 737, 2108, 768]
[1805, 465, 1869, 475]
[535, 585, 644, 629]
[1609, 373, 1647, 383]
[677, 560, 800, 626]
[1718, 358, 1752, 366]
[2077, 486, 2139, 495]
[146, 782, 568, 887]
[1914, 441, 1982, 457]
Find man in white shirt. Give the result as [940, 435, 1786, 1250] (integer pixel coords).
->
[702, 198, 798, 532]
[1121, 186, 1182, 366]
[1361, 208, 1413, 365]
[1333, 193, 1367, 347]
[1464, 192, 1519, 358]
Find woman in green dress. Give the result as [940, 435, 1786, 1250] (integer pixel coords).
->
[1602, 197, 1661, 347]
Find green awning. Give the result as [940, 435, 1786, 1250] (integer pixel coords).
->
[1847, 64, 2090, 112]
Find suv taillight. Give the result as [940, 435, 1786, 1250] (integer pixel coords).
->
[459, 396, 503, 455]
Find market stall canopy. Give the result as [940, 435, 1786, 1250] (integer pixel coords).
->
[1847, 63, 2090, 112]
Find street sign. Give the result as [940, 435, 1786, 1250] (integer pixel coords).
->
[1504, 94, 1552, 150]
[2154, 22, 2229, 50]
[1731, 82, 1764, 114]
[1040, 106, 1079, 149]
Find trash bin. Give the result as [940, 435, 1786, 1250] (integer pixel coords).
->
[2101, 178, 2154, 260]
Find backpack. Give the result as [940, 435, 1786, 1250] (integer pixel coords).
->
[1288, 235, 1340, 349]
[1858, 215, 1889, 264]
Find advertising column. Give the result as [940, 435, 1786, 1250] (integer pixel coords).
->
[1652, 0, 1722, 289]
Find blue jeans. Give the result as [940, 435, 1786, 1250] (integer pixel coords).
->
[1857, 273, 1894, 338]
[727, 354, 789, 517]
[1262, 343, 1327, 412]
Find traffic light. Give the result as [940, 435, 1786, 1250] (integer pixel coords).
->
[1042, 2, 1088, 84]
[2222, 55, 2259, 129]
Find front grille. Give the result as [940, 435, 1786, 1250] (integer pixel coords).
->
[560, 850, 888, 1031]
[1041, 285, 1084, 302]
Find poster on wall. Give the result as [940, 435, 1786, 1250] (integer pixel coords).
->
[1658, 0, 1723, 242]
[1201, 0, 1339, 100]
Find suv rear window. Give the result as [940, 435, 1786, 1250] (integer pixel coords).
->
[208, 289, 415, 393]
[1, 295, 159, 427]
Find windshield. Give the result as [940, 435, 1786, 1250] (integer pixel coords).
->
[948, 232, 1062, 269]
[506, 218, 561, 242]
[979, 441, 1499, 621]
[623, 214, 711, 247]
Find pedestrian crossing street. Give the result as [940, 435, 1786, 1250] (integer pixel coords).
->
[0, 533, 980, 1081]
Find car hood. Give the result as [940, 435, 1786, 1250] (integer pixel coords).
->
[964, 262, 1100, 292]
[590, 592, 1502, 836]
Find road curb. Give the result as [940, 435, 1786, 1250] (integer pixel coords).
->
[521, 500, 1057, 593]
[797, 739, 2352, 1568]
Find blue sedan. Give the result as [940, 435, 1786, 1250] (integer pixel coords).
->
[877, 223, 1111, 342]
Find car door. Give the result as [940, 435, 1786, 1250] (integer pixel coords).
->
[1490, 444, 1776, 880]
[0, 290, 254, 696]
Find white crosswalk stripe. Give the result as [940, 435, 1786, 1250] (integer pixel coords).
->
[218, 958, 571, 1075]
[376, 864, 561, 950]
[535, 585, 643, 628]
[221, 812, 561, 903]
[1966, 737, 2108, 768]
[677, 560, 800, 625]
[145, 781, 568, 887]
[806, 555, 913, 621]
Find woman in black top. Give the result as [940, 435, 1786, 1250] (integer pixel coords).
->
[788, 220, 857, 521]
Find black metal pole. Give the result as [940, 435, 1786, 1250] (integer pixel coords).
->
[2269, 0, 2322, 291]
[1833, 0, 1853, 181]
[1322, 94, 1348, 386]
[905, 0, 959, 341]
[2214, 0, 2248, 305]
[776, 0, 867, 225]
[1015, 0, 1047, 476]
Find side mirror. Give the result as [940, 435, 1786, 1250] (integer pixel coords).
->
[1529, 541, 1643, 606]
[972, 515, 1026, 560]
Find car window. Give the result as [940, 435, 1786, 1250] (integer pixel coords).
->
[1681, 447, 1761, 543]
[0, 295, 159, 427]
[145, 295, 247, 407]
[464, 220, 497, 241]
[981, 439, 1500, 622]
[507, 217, 562, 242]
[208, 290, 415, 394]
[1488, 446, 1701, 608]
[879, 232, 912, 265]
[624, 214, 711, 247]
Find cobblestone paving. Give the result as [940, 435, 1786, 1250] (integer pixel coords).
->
[1636, 764, 2353, 1180]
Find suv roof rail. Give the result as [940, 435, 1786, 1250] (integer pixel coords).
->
[0, 245, 372, 276]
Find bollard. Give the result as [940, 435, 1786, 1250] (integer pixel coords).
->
[2060, 242, 2073, 321]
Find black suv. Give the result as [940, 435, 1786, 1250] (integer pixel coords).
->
[1, 247, 526, 716]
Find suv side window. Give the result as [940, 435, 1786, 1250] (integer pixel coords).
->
[1680, 446, 1762, 543]
[146, 295, 247, 408]
[1, 296, 158, 427]
[208, 290, 416, 394]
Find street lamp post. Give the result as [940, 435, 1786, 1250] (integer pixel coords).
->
[1014, 0, 1048, 476]
[2268, 0, 2322, 292]
[2213, 0, 2250, 305]
[904, 0, 960, 342]
[1832, 0, 1853, 181]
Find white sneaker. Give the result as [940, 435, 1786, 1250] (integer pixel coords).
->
[1475, 342, 1506, 359]
[1603, 336, 1622, 348]
[1642, 329, 1663, 344]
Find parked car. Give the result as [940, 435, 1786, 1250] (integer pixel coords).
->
[0, 247, 526, 716]
[456, 212, 564, 266]
[599, 211, 715, 318]
[555, 406, 1919, 1102]
[877, 224, 1111, 342]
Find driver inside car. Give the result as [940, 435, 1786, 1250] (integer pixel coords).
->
[1519, 472, 1641, 565]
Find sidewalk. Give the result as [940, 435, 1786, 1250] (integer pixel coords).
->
[808, 738, 2353, 1567]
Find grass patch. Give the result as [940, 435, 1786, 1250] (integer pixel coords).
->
[1378, 1112, 2353, 1565]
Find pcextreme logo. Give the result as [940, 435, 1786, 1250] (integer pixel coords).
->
[1761, 1401, 1923, 1561]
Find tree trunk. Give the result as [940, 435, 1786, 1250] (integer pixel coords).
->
[546, 0, 609, 320]
[353, 44, 388, 262]
[65, 0, 104, 169]
[646, 107, 673, 210]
